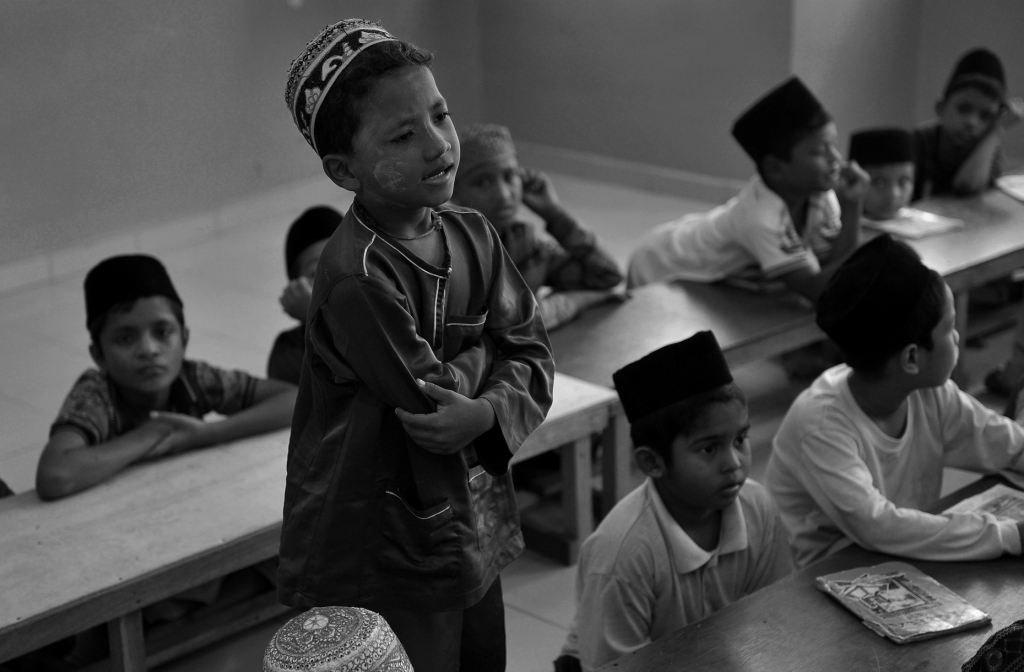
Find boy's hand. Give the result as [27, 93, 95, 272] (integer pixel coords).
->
[280, 276, 314, 322]
[395, 379, 496, 455]
[834, 160, 870, 203]
[520, 168, 561, 218]
[147, 412, 210, 457]
[1000, 97, 1024, 131]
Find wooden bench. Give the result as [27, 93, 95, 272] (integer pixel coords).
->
[0, 372, 625, 670]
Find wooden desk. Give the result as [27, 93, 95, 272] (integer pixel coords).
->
[0, 373, 623, 669]
[551, 190, 1024, 390]
[599, 477, 1024, 672]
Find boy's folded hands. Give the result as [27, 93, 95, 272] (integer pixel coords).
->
[146, 411, 211, 457]
[395, 379, 497, 455]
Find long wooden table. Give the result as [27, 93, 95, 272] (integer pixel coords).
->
[0, 373, 623, 670]
[598, 477, 1024, 671]
[551, 190, 1024, 389]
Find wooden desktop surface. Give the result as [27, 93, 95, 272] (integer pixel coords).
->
[552, 190, 1024, 388]
[599, 477, 1024, 672]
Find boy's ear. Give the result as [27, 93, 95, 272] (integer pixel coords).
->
[899, 343, 921, 375]
[181, 326, 190, 350]
[634, 446, 667, 479]
[760, 154, 785, 184]
[322, 154, 362, 193]
[88, 342, 106, 373]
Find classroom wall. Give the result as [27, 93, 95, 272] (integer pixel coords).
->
[913, 0, 1024, 162]
[0, 0, 483, 265]
[478, 0, 795, 183]
[791, 0, 923, 153]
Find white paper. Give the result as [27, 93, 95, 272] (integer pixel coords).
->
[861, 208, 964, 239]
[996, 175, 1024, 202]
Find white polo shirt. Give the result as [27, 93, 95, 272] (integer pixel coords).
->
[561, 478, 794, 671]
[627, 175, 842, 288]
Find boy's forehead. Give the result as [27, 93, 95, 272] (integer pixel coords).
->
[359, 66, 442, 128]
[946, 86, 1002, 110]
[103, 296, 180, 330]
[674, 399, 748, 443]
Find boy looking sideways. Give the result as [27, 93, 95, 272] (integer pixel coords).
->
[766, 235, 1024, 568]
[627, 77, 868, 303]
[451, 123, 624, 330]
[557, 332, 793, 672]
[37, 255, 297, 501]
[913, 47, 1023, 201]
[280, 20, 553, 672]
[848, 128, 915, 221]
[268, 205, 342, 384]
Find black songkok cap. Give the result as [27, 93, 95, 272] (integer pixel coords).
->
[285, 206, 343, 279]
[849, 128, 914, 166]
[612, 331, 733, 424]
[84, 255, 182, 327]
[731, 77, 831, 164]
[945, 48, 1005, 101]
[816, 235, 931, 364]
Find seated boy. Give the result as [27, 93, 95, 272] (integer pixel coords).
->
[849, 128, 915, 221]
[627, 77, 867, 303]
[912, 47, 1023, 201]
[37, 254, 297, 500]
[766, 235, 1024, 568]
[269, 205, 343, 384]
[451, 123, 623, 330]
[557, 332, 793, 672]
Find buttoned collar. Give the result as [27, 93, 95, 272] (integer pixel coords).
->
[644, 478, 749, 574]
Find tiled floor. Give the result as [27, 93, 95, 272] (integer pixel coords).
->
[0, 172, 1016, 671]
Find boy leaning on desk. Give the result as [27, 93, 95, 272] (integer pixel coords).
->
[766, 234, 1024, 569]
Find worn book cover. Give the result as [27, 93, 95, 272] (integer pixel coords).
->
[815, 562, 990, 644]
[943, 484, 1024, 522]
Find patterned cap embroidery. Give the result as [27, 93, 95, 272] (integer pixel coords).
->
[285, 19, 397, 155]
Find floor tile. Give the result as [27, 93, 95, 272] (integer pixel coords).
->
[506, 604, 568, 672]
[503, 550, 578, 630]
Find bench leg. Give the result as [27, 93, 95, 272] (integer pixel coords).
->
[602, 407, 631, 516]
[108, 611, 146, 672]
[951, 289, 971, 390]
[562, 437, 593, 564]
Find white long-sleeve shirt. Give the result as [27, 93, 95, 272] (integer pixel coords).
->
[766, 365, 1024, 568]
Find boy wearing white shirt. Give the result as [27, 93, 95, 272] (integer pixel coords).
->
[556, 332, 793, 672]
[766, 235, 1024, 568]
[627, 77, 867, 302]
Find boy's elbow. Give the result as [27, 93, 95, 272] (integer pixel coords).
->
[35, 469, 77, 501]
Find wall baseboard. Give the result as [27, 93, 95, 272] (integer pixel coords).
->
[516, 141, 745, 205]
[0, 145, 742, 297]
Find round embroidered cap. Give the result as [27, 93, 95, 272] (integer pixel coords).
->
[285, 19, 398, 156]
[264, 606, 413, 672]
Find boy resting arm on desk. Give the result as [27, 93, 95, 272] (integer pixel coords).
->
[766, 235, 1024, 569]
[280, 20, 553, 672]
[627, 77, 868, 303]
[37, 255, 297, 501]
[912, 48, 1023, 201]
[556, 332, 793, 672]
[452, 123, 624, 330]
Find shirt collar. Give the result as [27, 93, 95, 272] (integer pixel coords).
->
[644, 478, 749, 574]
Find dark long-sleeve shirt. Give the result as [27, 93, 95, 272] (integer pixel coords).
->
[278, 201, 554, 612]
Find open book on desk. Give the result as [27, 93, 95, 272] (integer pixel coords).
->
[861, 208, 964, 239]
[815, 562, 990, 644]
[943, 483, 1024, 521]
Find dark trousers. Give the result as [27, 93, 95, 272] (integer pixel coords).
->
[378, 576, 506, 672]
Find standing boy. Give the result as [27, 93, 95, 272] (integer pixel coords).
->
[627, 77, 868, 303]
[557, 332, 793, 672]
[280, 20, 553, 672]
[766, 235, 1024, 568]
[848, 128, 915, 221]
[268, 205, 342, 384]
[913, 48, 1023, 201]
[451, 123, 623, 330]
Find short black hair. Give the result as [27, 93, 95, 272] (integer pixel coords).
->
[314, 40, 434, 157]
[88, 297, 186, 355]
[630, 383, 746, 465]
[757, 109, 832, 174]
[844, 269, 946, 373]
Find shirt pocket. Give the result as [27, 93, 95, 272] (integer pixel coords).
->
[443, 310, 488, 362]
[379, 487, 461, 580]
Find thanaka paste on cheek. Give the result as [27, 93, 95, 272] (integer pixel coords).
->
[373, 159, 407, 192]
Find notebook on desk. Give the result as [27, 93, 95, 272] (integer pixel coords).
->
[861, 208, 964, 239]
[943, 483, 1024, 521]
[815, 562, 990, 644]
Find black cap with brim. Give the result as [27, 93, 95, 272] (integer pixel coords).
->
[849, 128, 914, 166]
[816, 235, 931, 364]
[612, 331, 733, 425]
[732, 76, 830, 164]
[85, 255, 182, 327]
